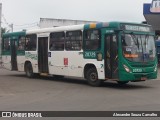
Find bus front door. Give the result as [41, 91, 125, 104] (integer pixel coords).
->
[38, 37, 49, 73]
[11, 39, 18, 70]
[105, 34, 118, 79]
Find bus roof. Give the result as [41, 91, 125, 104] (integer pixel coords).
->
[84, 22, 152, 30]
[2, 22, 153, 37]
[26, 24, 84, 34]
[27, 22, 152, 34]
[3, 31, 26, 38]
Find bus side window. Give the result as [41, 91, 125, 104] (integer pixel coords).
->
[3, 38, 10, 51]
[25, 34, 37, 51]
[18, 36, 25, 50]
[65, 31, 82, 51]
[49, 32, 65, 51]
[84, 30, 101, 50]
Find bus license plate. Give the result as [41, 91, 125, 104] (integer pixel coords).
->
[141, 77, 147, 81]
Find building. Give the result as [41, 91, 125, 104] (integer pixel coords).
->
[39, 18, 98, 28]
[143, 0, 160, 37]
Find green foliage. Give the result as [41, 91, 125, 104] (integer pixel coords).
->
[1, 27, 9, 35]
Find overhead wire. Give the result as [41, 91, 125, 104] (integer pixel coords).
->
[2, 14, 39, 31]
[1, 14, 11, 31]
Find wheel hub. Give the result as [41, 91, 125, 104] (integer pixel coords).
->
[90, 73, 97, 82]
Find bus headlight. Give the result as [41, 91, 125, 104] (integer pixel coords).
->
[154, 64, 157, 72]
[123, 64, 131, 73]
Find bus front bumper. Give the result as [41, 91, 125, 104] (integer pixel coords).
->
[119, 71, 157, 82]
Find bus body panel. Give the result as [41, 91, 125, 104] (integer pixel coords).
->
[118, 57, 157, 81]
[2, 55, 12, 70]
[48, 50, 105, 79]
[82, 60, 105, 80]
[17, 56, 25, 72]
[61, 51, 83, 77]
[25, 51, 39, 73]
[48, 51, 68, 76]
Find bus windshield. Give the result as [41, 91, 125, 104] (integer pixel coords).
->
[121, 34, 156, 62]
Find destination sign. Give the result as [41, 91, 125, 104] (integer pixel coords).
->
[120, 24, 153, 32]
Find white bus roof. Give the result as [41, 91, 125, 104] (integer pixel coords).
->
[26, 24, 85, 34]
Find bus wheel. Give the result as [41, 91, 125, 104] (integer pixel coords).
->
[117, 81, 129, 85]
[86, 68, 101, 87]
[25, 63, 34, 78]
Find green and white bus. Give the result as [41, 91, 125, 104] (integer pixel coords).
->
[1, 22, 157, 86]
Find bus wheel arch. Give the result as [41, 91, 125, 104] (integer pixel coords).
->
[24, 61, 34, 78]
[84, 64, 101, 87]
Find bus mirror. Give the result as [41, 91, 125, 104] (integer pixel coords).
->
[97, 52, 103, 61]
[155, 35, 158, 40]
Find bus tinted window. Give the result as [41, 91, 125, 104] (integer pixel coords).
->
[84, 30, 100, 50]
[18, 37, 25, 50]
[3, 38, 10, 51]
[65, 31, 82, 51]
[50, 32, 65, 51]
[25, 34, 37, 51]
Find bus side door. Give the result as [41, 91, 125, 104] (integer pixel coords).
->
[105, 34, 118, 79]
[38, 37, 49, 73]
[10, 39, 18, 70]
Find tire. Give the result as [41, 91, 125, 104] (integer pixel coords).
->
[86, 68, 101, 87]
[25, 63, 34, 78]
[117, 81, 129, 85]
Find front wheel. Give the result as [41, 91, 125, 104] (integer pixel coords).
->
[25, 63, 34, 78]
[86, 68, 101, 87]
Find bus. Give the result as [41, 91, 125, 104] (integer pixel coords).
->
[1, 22, 157, 86]
[156, 39, 160, 64]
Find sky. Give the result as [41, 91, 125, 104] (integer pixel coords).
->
[0, 0, 153, 31]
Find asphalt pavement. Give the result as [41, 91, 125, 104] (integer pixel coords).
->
[0, 67, 160, 120]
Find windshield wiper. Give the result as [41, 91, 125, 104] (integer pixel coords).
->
[131, 34, 139, 49]
[145, 35, 149, 51]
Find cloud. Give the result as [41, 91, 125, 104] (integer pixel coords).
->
[0, 0, 152, 31]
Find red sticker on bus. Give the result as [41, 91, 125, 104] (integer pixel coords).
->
[64, 58, 68, 66]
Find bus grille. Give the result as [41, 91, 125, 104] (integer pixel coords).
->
[131, 64, 154, 68]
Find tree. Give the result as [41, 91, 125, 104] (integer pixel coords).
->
[1, 27, 7, 35]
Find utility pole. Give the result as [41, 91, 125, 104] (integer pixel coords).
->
[0, 3, 2, 61]
[10, 23, 13, 32]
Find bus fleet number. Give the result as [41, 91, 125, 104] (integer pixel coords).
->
[85, 52, 96, 58]
[133, 68, 142, 73]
